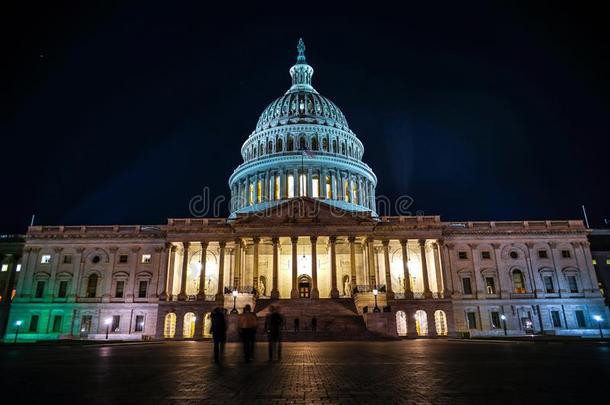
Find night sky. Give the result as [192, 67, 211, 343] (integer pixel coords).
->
[2, 2, 609, 233]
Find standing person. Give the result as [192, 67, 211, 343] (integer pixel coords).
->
[265, 306, 284, 361]
[210, 307, 227, 364]
[238, 304, 258, 363]
[311, 316, 317, 333]
[294, 317, 300, 332]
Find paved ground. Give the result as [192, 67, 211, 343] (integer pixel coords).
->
[1, 339, 609, 404]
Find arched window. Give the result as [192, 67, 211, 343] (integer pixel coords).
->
[203, 313, 212, 338]
[163, 313, 176, 338]
[332, 139, 337, 153]
[341, 142, 346, 155]
[434, 310, 448, 336]
[276, 138, 283, 152]
[86, 274, 98, 298]
[287, 137, 294, 151]
[348, 146, 352, 157]
[268, 140, 273, 154]
[414, 310, 428, 336]
[512, 270, 526, 294]
[299, 136, 306, 150]
[183, 312, 196, 338]
[259, 143, 264, 156]
[396, 311, 407, 336]
[312, 136, 319, 150]
[322, 137, 328, 152]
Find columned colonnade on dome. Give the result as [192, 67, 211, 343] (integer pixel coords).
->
[230, 166, 376, 212]
[159, 237, 448, 302]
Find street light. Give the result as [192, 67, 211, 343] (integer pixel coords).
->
[593, 315, 604, 339]
[372, 288, 380, 312]
[230, 289, 238, 314]
[500, 314, 507, 336]
[14, 320, 22, 343]
[104, 317, 112, 340]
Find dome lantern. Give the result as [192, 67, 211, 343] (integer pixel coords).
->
[288, 38, 316, 94]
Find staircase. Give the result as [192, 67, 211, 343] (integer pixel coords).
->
[253, 298, 379, 341]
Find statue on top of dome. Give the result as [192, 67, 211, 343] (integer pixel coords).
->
[297, 38, 306, 64]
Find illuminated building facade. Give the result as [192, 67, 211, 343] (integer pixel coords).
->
[4, 41, 608, 341]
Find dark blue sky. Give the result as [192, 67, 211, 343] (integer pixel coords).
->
[2, 2, 609, 233]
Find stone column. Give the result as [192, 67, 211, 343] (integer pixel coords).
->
[491, 243, 506, 298]
[293, 168, 299, 197]
[419, 239, 432, 298]
[197, 241, 208, 301]
[280, 169, 286, 199]
[101, 247, 117, 302]
[126, 247, 140, 302]
[310, 236, 319, 298]
[349, 237, 357, 287]
[12, 248, 31, 300]
[252, 237, 260, 294]
[270, 173, 276, 201]
[437, 240, 452, 298]
[399, 240, 413, 298]
[329, 236, 339, 298]
[369, 182, 375, 211]
[271, 237, 280, 299]
[432, 243, 443, 297]
[307, 168, 313, 197]
[46, 247, 63, 302]
[166, 245, 177, 299]
[581, 241, 601, 294]
[178, 242, 190, 301]
[382, 240, 394, 299]
[159, 243, 174, 300]
[215, 242, 226, 301]
[367, 238, 376, 285]
[233, 239, 242, 289]
[290, 236, 299, 298]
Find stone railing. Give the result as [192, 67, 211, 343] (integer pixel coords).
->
[354, 285, 386, 294]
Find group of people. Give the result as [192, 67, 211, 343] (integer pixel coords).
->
[210, 305, 319, 364]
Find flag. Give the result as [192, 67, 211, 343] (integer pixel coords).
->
[302, 148, 315, 158]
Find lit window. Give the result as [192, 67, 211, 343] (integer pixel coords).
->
[135, 315, 145, 332]
[592, 259, 597, 265]
[299, 173, 306, 196]
[606, 259, 610, 265]
[16, 264, 21, 272]
[257, 179, 262, 203]
[274, 176, 280, 200]
[325, 175, 332, 198]
[312, 175, 320, 198]
[248, 183, 254, 205]
[1, 264, 7, 272]
[141, 254, 152, 264]
[343, 179, 350, 202]
[287, 174, 295, 198]
[41, 255, 51, 264]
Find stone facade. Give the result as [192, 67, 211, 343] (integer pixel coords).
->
[4, 40, 608, 341]
[0, 234, 24, 338]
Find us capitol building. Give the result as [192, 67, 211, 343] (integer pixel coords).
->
[4, 40, 608, 341]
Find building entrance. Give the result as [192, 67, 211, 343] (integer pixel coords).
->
[298, 275, 311, 298]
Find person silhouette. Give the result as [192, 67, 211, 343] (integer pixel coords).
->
[265, 306, 284, 361]
[294, 317, 300, 332]
[238, 304, 258, 363]
[210, 307, 227, 364]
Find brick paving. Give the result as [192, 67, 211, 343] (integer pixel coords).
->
[1, 340, 609, 404]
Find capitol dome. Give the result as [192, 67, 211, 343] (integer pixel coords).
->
[229, 39, 377, 216]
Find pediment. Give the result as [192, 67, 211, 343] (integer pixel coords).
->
[232, 197, 375, 226]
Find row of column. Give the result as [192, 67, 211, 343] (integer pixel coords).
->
[231, 168, 375, 211]
[159, 238, 445, 302]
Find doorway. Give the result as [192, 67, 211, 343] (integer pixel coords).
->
[298, 275, 311, 298]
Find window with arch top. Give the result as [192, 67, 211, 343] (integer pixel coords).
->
[512, 270, 525, 294]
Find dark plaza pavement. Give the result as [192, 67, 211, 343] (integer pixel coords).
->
[1, 340, 609, 404]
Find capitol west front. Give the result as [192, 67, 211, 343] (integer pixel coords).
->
[5, 40, 608, 341]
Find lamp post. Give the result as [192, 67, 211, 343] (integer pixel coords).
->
[230, 289, 238, 314]
[593, 315, 604, 339]
[373, 288, 380, 312]
[14, 320, 22, 343]
[500, 314, 507, 336]
[104, 317, 112, 340]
